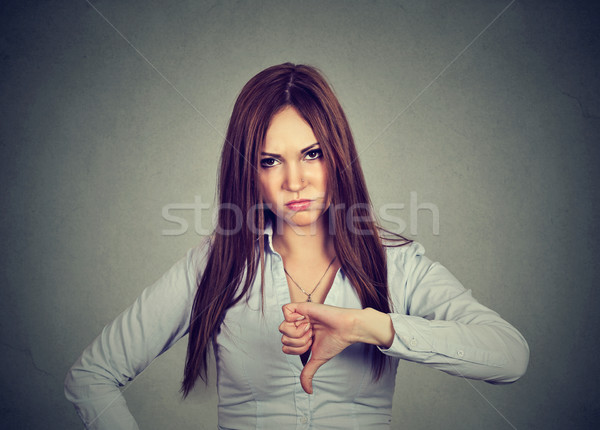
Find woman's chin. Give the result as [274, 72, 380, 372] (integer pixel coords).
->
[280, 212, 327, 231]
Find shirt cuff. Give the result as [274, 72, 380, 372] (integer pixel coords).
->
[378, 313, 508, 367]
[378, 313, 434, 357]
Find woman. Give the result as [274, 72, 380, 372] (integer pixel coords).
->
[65, 63, 529, 429]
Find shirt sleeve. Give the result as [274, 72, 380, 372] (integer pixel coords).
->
[64, 239, 210, 429]
[378, 242, 529, 384]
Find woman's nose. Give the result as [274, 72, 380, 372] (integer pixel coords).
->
[284, 163, 305, 191]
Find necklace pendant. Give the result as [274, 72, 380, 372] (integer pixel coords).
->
[284, 256, 336, 306]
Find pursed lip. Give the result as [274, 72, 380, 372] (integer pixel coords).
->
[285, 199, 313, 206]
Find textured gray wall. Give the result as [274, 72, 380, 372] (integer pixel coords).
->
[1, 1, 599, 429]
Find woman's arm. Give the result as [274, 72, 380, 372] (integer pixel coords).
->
[280, 243, 529, 394]
[64, 241, 208, 429]
[379, 243, 529, 384]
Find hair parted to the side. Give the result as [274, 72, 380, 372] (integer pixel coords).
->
[182, 63, 411, 397]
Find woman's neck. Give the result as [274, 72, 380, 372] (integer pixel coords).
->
[272, 218, 335, 261]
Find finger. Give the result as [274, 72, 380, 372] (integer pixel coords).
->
[294, 318, 311, 328]
[279, 320, 310, 336]
[282, 337, 313, 356]
[281, 326, 312, 347]
[282, 304, 307, 323]
[300, 357, 326, 394]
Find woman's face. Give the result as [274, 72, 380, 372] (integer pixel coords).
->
[258, 106, 329, 229]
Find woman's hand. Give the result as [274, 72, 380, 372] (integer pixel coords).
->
[278, 306, 314, 356]
[279, 303, 361, 394]
[280, 303, 395, 394]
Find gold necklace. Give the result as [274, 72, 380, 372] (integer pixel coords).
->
[284, 256, 337, 302]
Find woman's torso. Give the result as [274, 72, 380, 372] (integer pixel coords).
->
[213, 237, 401, 429]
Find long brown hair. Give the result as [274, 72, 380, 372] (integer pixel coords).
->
[182, 63, 410, 396]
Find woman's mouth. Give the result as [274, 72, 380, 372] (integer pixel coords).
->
[285, 200, 312, 211]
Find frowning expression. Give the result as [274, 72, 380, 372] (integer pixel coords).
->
[258, 106, 329, 228]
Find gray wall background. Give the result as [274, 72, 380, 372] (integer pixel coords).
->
[1, 1, 598, 429]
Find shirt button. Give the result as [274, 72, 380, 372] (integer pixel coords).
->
[410, 338, 418, 347]
[457, 350, 464, 358]
[301, 417, 308, 424]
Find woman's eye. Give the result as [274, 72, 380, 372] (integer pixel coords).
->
[305, 149, 322, 160]
[260, 158, 279, 168]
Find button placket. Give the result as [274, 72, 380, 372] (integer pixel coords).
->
[294, 384, 311, 428]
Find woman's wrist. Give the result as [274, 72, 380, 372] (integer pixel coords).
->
[353, 308, 395, 348]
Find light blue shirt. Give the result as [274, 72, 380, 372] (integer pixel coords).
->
[65, 226, 529, 429]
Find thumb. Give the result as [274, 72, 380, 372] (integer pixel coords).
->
[300, 357, 326, 394]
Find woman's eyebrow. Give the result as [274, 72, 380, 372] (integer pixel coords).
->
[260, 143, 319, 157]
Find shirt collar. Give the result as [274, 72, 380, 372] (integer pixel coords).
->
[261, 219, 345, 279]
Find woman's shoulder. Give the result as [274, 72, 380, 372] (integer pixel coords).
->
[382, 238, 430, 281]
[186, 235, 213, 272]
[381, 236, 425, 261]
[384, 238, 423, 255]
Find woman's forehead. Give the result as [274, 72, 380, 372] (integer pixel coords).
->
[263, 107, 317, 153]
